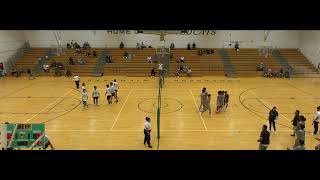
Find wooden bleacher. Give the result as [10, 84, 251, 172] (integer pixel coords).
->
[13, 48, 49, 76]
[278, 49, 319, 77]
[39, 48, 102, 77]
[170, 48, 224, 77]
[104, 48, 158, 77]
[12, 47, 320, 78]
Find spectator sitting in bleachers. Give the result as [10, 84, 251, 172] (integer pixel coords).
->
[11, 67, 17, 76]
[192, 42, 196, 49]
[71, 40, 74, 49]
[74, 42, 80, 49]
[123, 51, 128, 60]
[106, 55, 112, 63]
[120, 42, 124, 49]
[79, 58, 86, 65]
[175, 66, 181, 77]
[279, 68, 284, 77]
[187, 43, 191, 50]
[285, 68, 290, 78]
[235, 42, 240, 52]
[75, 47, 80, 54]
[317, 62, 320, 73]
[92, 51, 97, 57]
[147, 56, 152, 63]
[186, 68, 192, 77]
[0, 69, 4, 77]
[86, 51, 91, 57]
[51, 60, 57, 68]
[67, 43, 71, 49]
[83, 42, 91, 49]
[69, 57, 75, 65]
[180, 56, 185, 63]
[150, 68, 156, 77]
[170, 43, 175, 50]
[141, 42, 146, 49]
[136, 43, 141, 50]
[257, 62, 264, 71]
[42, 64, 49, 72]
[198, 49, 203, 56]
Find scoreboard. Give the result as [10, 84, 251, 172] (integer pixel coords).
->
[1, 123, 46, 149]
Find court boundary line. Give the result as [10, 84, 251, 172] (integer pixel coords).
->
[46, 129, 293, 132]
[189, 90, 208, 131]
[110, 88, 134, 130]
[25, 89, 74, 123]
[248, 90, 291, 123]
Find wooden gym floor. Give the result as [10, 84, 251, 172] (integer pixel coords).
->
[0, 76, 319, 150]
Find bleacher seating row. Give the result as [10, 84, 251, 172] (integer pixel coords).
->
[10, 47, 320, 78]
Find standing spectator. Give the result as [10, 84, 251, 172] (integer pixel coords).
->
[73, 75, 80, 89]
[65, 69, 72, 77]
[71, 40, 74, 49]
[257, 125, 270, 150]
[187, 43, 191, 50]
[192, 42, 196, 49]
[291, 110, 300, 136]
[136, 43, 141, 49]
[268, 107, 279, 134]
[69, 57, 75, 65]
[119, 42, 124, 49]
[170, 42, 175, 49]
[144, 116, 152, 148]
[312, 106, 320, 135]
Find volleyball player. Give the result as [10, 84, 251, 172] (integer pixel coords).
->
[82, 83, 86, 91]
[109, 82, 115, 103]
[144, 117, 152, 148]
[113, 79, 119, 102]
[82, 89, 88, 109]
[216, 91, 224, 113]
[312, 106, 320, 135]
[105, 84, 112, 104]
[199, 88, 208, 112]
[92, 86, 100, 106]
[291, 110, 300, 136]
[224, 91, 229, 111]
[268, 107, 278, 134]
[73, 75, 80, 89]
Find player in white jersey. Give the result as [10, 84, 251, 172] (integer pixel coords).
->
[105, 84, 112, 104]
[82, 83, 86, 91]
[92, 86, 100, 106]
[73, 75, 80, 89]
[113, 79, 119, 102]
[109, 82, 115, 103]
[82, 89, 89, 109]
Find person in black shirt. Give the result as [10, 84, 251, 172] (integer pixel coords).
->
[170, 42, 175, 50]
[119, 42, 124, 49]
[268, 106, 278, 133]
[258, 125, 270, 150]
[187, 43, 191, 50]
[223, 91, 229, 111]
[291, 110, 300, 136]
[192, 42, 196, 49]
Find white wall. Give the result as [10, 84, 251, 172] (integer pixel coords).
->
[24, 30, 301, 49]
[0, 31, 26, 72]
[299, 30, 320, 67]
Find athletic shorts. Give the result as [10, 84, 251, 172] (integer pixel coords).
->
[107, 96, 111, 100]
[112, 93, 115, 96]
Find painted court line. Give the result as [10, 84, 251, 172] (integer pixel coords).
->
[248, 90, 291, 122]
[25, 89, 73, 123]
[189, 90, 208, 131]
[46, 129, 293, 132]
[110, 89, 134, 130]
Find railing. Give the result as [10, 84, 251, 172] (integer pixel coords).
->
[93, 48, 107, 76]
[3, 43, 30, 72]
[272, 49, 296, 76]
[219, 49, 236, 77]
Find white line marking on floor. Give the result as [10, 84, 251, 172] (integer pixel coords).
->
[25, 89, 73, 123]
[110, 89, 134, 130]
[189, 90, 208, 131]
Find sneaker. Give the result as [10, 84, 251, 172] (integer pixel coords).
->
[148, 145, 153, 148]
[290, 134, 295, 137]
